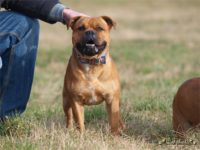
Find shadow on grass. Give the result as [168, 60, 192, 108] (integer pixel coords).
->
[125, 114, 173, 141]
[123, 113, 200, 145]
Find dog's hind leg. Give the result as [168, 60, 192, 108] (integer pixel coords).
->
[119, 116, 125, 130]
[173, 107, 192, 137]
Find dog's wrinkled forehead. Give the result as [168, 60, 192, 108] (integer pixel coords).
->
[70, 16, 116, 31]
[77, 17, 107, 29]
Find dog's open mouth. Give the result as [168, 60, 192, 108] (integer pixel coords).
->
[76, 41, 107, 56]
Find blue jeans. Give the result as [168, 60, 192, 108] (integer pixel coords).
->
[0, 11, 39, 118]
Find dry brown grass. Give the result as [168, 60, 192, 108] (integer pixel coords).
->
[1, 0, 200, 149]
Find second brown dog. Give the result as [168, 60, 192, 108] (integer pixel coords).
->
[173, 77, 200, 137]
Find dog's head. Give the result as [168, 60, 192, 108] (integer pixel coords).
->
[69, 16, 116, 57]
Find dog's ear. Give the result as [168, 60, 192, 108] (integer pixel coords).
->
[67, 16, 82, 30]
[101, 16, 116, 30]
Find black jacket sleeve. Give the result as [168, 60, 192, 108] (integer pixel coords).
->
[2, 0, 59, 23]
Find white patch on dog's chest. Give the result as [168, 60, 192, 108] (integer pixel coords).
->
[88, 86, 98, 104]
[79, 65, 114, 105]
[83, 64, 90, 72]
[78, 79, 114, 105]
[83, 78, 104, 105]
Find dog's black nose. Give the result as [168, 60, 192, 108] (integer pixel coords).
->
[85, 30, 96, 42]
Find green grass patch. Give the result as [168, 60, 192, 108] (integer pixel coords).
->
[0, 116, 32, 137]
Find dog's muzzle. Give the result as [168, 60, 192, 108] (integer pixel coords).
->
[76, 30, 107, 56]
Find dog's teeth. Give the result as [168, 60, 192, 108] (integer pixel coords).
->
[95, 47, 98, 52]
[86, 44, 95, 47]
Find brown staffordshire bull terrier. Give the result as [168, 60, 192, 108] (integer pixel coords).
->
[173, 78, 200, 136]
[63, 16, 124, 135]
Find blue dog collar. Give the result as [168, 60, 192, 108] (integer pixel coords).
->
[77, 54, 106, 65]
[74, 48, 106, 65]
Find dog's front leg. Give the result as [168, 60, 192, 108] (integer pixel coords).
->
[106, 98, 120, 135]
[72, 101, 85, 133]
[63, 95, 73, 128]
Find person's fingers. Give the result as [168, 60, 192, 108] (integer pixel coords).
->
[63, 8, 89, 27]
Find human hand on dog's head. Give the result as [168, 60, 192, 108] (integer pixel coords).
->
[63, 8, 89, 29]
[69, 16, 116, 31]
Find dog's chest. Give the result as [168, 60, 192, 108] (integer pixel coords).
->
[84, 84, 101, 105]
[76, 76, 114, 105]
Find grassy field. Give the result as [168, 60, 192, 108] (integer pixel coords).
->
[1, 0, 200, 149]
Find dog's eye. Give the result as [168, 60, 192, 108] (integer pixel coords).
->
[78, 26, 86, 31]
[96, 26, 104, 31]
